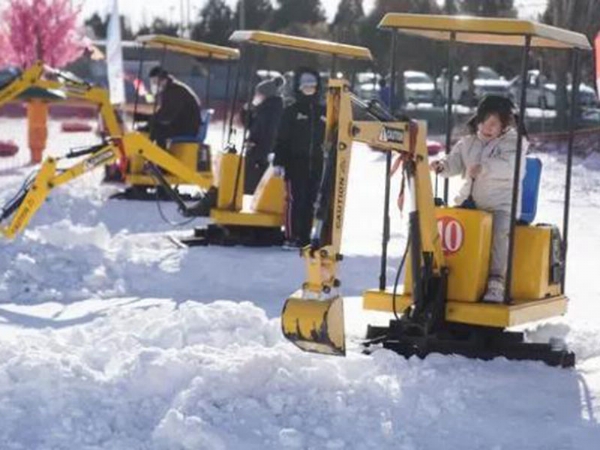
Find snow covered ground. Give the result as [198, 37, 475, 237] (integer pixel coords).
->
[0, 119, 599, 449]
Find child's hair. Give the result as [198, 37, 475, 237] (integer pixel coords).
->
[467, 95, 528, 137]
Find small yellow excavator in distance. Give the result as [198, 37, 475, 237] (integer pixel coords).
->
[282, 14, 591, 367]
[116, 35, 240, 199]
[0, 63, 214, 239]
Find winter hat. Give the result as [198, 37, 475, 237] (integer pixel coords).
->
[467, 94, 518, 133]
[255, 75, 285, 98]
[475, 95, 515, 121]
[298, 72, 318, 89]
[149, 66, 169, 79]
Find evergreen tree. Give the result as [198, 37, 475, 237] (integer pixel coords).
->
[332, 0, 365, 45]
[359, 0, 442, 107]
[443, 0, 458, 15]
[271, 0, 326, 31]
[458, 0, 517, 18]
[191, 0, 235, 45]
[84, 13, 133, 40]
[137, 18, 179, 37]
[234, 0, 273, 30]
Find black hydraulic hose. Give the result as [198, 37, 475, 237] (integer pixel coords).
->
[146, 164, 197, 227]
[310, 133, 337, 251]
[409, 209, 424, 313]
[392, 232, 411, 321]
[0, 188, 28, 222]
[146, 163, 188, 211]
[66, 143, 108, 159]
[0, 167, 39, 223]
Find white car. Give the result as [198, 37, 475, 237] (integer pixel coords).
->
[437, 66, 511, 105]
[354, 72, 382, 101]
[354, 71, 441, 105]
[404, 70, 443, 105]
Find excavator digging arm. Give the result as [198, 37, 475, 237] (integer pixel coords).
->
[0, 130, 218, 239]
[0, 142, 119, 239]
[281, 79, 446, 355]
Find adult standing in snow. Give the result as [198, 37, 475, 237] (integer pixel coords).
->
[136, 66, 202, 149]
[242, 75, 285, 194]
[273, 68, 326, 249]
[430, 95, 527, 303]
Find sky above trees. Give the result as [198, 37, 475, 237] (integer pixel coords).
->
[78, 0, 545, 31]
[79, 0, 374, 30]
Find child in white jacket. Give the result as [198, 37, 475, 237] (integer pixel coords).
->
[430, 96, 527, 303]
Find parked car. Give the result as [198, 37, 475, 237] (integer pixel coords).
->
[436, 66, 511, 105]
[355, 71, 442, 105]
[354, 72, 382, 101]
[509, 70, 598, 109]
[403, 70, 443, 105]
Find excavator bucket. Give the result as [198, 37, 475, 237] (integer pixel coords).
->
[281, 294, 345, 356]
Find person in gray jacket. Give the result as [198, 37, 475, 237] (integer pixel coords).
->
[430, 95, 527, 303]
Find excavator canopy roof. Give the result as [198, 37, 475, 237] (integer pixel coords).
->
[229, 30, 373, 61]
[136, 35, 240, 60]
[378, 14, 591, 50]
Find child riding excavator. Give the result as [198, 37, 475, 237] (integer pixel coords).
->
[281, 14, 590, 368]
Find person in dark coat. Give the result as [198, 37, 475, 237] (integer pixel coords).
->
[136, 66, 202, 149]
[273, 68, 326, 248]
[242, 76, 285, 194]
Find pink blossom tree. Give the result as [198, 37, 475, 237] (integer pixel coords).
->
[0, 0, 85, 69]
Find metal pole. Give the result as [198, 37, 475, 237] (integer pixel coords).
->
[148, 44, 169, 142]
[227, 60, 242, 145]
[131, 43, 146, 129]
[562, 49, 580, 289]
[504, 35, 531, 304]
[180, 0, 184, 36]
[240, 0, 246, 29]
[331, 55, 338, 77]
[222, 61, 233, 148]
[443, 32, 456, 204]
[231, 44, 256, 209]
[379, 31, 397, 291]
[205, 55, 212, 108]
[241, 46, 256, 146]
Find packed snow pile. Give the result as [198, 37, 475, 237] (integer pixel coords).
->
[0, 119, 599, 449]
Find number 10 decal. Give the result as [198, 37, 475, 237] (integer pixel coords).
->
[437, 217, 464, 255]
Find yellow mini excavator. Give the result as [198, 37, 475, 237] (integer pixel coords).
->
[179, 30, 373, 246]
[281, 14, 590, 367]
[114, 34, 239, 200]
[0, 63, 216, 239]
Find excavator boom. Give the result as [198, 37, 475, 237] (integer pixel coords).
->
[282, 79, 441, 355]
